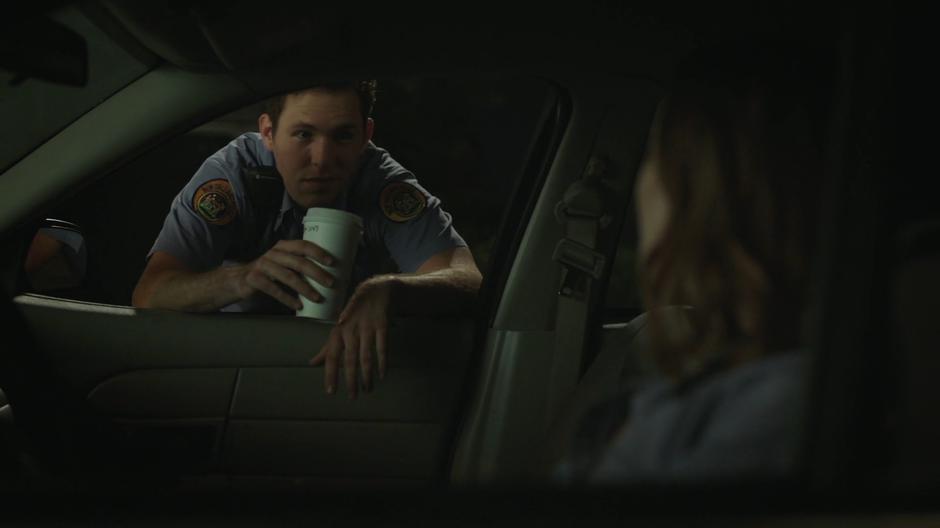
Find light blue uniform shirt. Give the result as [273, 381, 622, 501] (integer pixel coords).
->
[148, 132, 466, 313]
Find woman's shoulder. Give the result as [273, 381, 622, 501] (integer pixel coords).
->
[591, 351, 807, 483]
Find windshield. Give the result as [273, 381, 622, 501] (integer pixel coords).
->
[0, 5, 153, 172]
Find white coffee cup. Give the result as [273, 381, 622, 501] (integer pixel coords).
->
[296, 208, 363, 321]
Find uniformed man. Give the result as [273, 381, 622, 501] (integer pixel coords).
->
[132, 80, 482, 398]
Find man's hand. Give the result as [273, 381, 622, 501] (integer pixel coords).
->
[309, 278, 393, 399]
[238, 239, 337, 310]
[306, 246, 481, 399]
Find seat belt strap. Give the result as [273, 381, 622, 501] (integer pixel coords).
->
[546, 155, 611, 424]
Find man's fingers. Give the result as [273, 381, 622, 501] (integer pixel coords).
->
[259, 256, 326, 302]
[376, 327, 387, 381]
[337, 294, 361, 325]
[276, 239, 336, 267]
[359, 332, 373, 393]
[246, 271, 303, 310]
[299, 259, 336, 289]
[270, 251, 336, 289]
[322, 334, 341, 395]
[272, 272, 318, 306]
[301, 241, 336, 268]
[309, 347, 326, 366]
[343, 333, 359, 399]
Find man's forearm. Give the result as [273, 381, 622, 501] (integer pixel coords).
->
[372, 265, 482, 317]
[133, 265, 246, 312]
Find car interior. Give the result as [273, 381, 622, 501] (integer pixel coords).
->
[0, 1, 916, 521]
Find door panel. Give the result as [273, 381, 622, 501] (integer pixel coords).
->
[108, 418, 226, 473]
[87, 368, 237, 418]
[223, 421, 443, 477]
[231, 368, 458, 421]
[12, 293, 474, 483]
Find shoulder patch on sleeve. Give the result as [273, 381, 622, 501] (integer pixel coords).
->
[192, 178, 237, 226]
[379, 181, 427, 223]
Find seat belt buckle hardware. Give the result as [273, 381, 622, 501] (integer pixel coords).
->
[554, 201, 613, 228]
[553, 238, 606, 298]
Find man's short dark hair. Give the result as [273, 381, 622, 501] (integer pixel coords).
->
[265, 80, 377, 130]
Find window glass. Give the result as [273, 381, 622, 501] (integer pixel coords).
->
[0, 5, 151, 172]
[31, 75, 558, 306]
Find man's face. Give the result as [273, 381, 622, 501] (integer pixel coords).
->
[260, 89, 374, 209]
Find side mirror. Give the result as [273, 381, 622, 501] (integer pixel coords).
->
[24, 219, 87, 293]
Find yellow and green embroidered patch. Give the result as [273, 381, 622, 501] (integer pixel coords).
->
[379, 181, 427, 223]
[193, 179, 236, 226]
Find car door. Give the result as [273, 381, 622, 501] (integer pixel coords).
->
[13, 293, 476, 485]
[0, 6, 566, 487]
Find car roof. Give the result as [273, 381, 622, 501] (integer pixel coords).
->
[90, 3, 843, 83]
